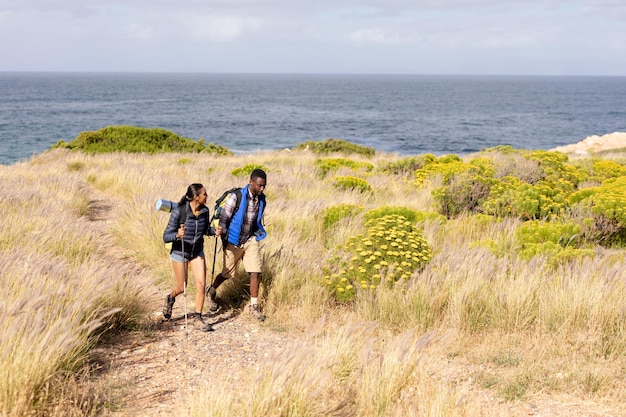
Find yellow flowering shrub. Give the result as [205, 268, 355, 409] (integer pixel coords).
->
[315, 157, 374, 177]
[482, 177, 570, 220]
[528, 151, 580, 186]
[588, 159, 626, 181]
[570, 176, 626, 245]
[323, 214, 432, 302]
[414, 155, 471, 186]
[331, 176, 373, 193]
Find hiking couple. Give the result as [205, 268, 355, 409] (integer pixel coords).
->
[161, 169, 268, 331]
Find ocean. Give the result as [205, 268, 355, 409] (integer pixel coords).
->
[1, 72, 625, 165]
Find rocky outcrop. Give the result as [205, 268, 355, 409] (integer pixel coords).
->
[551, 132, 626, 155]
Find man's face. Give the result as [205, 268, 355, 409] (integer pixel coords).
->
[249, 177, 266, 197]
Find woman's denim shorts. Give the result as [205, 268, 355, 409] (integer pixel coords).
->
[170, 250, 205, 262]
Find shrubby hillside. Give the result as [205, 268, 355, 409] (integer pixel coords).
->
[2, 131, 626, 416]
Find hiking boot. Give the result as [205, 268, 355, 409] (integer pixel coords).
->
[248, 304, 266, 322]
[202, 322, 215, 332]
[163, 294, 175, 319]
[205, 286, 219, 312]
[190, 312, 205, 324]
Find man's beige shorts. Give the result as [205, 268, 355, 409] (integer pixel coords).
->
[220, 238, 262, 279]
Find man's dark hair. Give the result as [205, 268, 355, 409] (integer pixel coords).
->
[250, 169, 266, 181]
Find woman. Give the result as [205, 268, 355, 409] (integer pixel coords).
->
[162, 183, 212, 326]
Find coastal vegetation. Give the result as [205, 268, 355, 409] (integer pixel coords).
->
[52, 125, 232, 155]
[2, 132, 626, 416]
[293, 137, 376, 156]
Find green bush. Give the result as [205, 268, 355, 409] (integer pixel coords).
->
[517, 220, 582, 247]
[379, 154, 436, 175]
[570, 176, 626, 245]
[363, 206, 421, 223]
[231, 164, 269, 177]
[524, 150, 582, 187]
[53, 125, 232, 155]
[517, 242, 595, 266]
[66, 162, 85, 172]
[414, 154, 491, 186]
[414, 211, 448, 225]
[588, 159, 626, 181]
[322, 204, 365, 231]
[315, 158, 374, 177]
[480, 145, 520, 155]
[433, 173, 495, 217]
[293, 138, 375, 156]
[516, 220, 594, 265]
[331, 176, 373, 193]
[482, 177, 570, 220]
[323, 214, 432, 302]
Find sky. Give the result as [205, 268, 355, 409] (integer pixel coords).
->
[1, 0, 625, 76]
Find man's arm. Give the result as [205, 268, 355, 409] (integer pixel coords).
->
[218, 192, 238, 232]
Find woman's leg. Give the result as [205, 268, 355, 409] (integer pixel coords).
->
[190, 256, 206, 313]
[171, 259, 187, 298]
[163, 259, 187, 319]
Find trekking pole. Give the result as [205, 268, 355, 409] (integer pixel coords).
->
[180, 224, 188, 338]
[205, 234, 219, 298]
[211, 236, 218, 287]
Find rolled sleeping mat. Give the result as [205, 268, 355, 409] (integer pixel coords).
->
[156, 198, 176, 213]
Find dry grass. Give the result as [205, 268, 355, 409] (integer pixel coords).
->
[189, 318, 465, 417]
[2, 147, 626, 416]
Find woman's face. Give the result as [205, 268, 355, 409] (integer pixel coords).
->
[196, 187, 208, 204]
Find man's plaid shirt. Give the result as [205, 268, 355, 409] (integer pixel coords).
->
[219, 189, 260, 246]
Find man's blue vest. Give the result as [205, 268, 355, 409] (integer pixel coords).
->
[226, 184, 266, 246]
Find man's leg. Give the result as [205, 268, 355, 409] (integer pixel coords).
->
[242, 239, 265, 321]
[248, 272, 265, 321]
[206, 243, 243, 312]
[249, 272, 260, 298]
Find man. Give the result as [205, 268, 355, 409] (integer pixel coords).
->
[206, 169, 267, 321]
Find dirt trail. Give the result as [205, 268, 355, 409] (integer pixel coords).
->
[95, 306, 295, 417]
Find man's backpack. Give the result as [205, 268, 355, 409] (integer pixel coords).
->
[211, 187, 243, 230]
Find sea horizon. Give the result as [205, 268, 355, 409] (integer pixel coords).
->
[2, 70, 625, 76]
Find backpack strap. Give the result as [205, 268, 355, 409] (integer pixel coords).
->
[178, 201, 187, 226]
[232, 188, 243, 214]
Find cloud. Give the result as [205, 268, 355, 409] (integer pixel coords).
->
[125, 23, 155, 40]
[1, 0, 625, 74]
[347, 28, 415, 44]
[181, 14, 264, 42]
[348, 28, 386, 43]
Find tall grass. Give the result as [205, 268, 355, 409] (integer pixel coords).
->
[2, 146, 626, 415]
[188, 319, 466, 417]
[0, 152, 151, 416]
